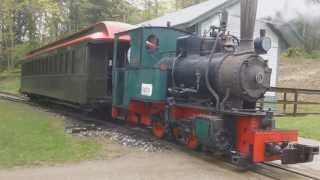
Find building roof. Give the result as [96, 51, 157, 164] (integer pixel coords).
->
[265, 19, 304, 48]
[139, 0, 238, 29]
[25, 21, 134, 60]
[139, 0, 303, 48]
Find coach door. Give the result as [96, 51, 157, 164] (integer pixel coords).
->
[112, 40, 131, 106]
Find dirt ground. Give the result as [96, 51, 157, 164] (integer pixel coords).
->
[278, 57, 320, 89]
[277, 57, 320, 102]
[0, 149, 271, 180]
[1, 138, 319, 180]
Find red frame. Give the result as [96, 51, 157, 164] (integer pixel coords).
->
[171, 106, 206, 119]
[237, 116, 298, 163]
[113, 100, 165, 126]
[114, 101, 300, 163]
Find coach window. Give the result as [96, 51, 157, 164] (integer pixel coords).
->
[38, 59, 41, 74]
[39, 59, 42, 74]
[35, 60, 38, 74]
[47, 57, 50, 73]
[65, 52, 68, 73]
[83, 47, 87, 73]
[33, 60, 36, 74]
[48, 56, 52, 73]
[25, 63, 27, 75]
[45, 57, 48, 74]
[55, 54, 58, 73]
[28, 63, 30, 75]
[38, 60, 41, 74]
[53, 56, 56, 73]
[39, 60, 42, 74]
[36, 60, 39, 74]
[34, 61, 37, 74]
[29, 63, 32, 75]
[52, 56, 55, 73]
[25, 64, 27, 75]
[32, 60, 35, 74]
[33, 61, 36, 74]
[31, 62, 34, 75]
[54, 54, 58, 73]
[30, 61, 32, 75]
[74, 48, 81, 73]
[34, 60, 37, 74]
[41, 59, 44, 74]
[47, 56, 50, 73]
[65, 51, 69, 73]
[145, 34, 159, 53]
[59, 54, 63, 73]
[45, 59, 48, 74]
[55, 57, 58, 73]
[71, 50, 76, 73]
[39, 60, 41, 74]
[61, 54, 65, 73]
[57, 54, 61, 73]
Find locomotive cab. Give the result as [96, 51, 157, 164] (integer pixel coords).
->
[112, 27, 189, 107]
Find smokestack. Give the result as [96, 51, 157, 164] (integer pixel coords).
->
[240, 0, 258, 51]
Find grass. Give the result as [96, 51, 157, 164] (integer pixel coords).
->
[0, 99, 102, 168]
[282, 48, 320, 61]
[276, 115, 320, 141]
[0, 70, 20, 94]
[275, 104, 320, 114]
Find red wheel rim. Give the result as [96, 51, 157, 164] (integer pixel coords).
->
[152, 121, 165, 139]
[186, 134, 198, 150]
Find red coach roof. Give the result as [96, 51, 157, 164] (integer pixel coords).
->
[25, 21, 135, 60]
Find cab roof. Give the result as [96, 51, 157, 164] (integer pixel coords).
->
[25, 21, 134, 60]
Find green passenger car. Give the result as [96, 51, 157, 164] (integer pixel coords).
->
[20, 22, 133, 106]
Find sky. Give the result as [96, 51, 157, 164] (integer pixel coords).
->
[256, 0, 319, 20]
[127, 0, 320, 22]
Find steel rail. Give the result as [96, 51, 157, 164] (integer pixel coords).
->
[263, 162, 320, 180]
[0, 91, 30, 104]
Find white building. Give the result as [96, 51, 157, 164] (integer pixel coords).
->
[140, 0, 302, 96]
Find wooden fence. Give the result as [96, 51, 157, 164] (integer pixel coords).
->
[259, 87, 320, 116]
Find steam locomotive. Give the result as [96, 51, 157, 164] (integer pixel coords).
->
[111, 0, 318, 165]
[21, 0, 318, 166]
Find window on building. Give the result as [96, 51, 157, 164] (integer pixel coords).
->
[186, 24, 198, 34]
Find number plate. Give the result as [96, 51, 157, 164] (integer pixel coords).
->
[141, 83, 153, 96]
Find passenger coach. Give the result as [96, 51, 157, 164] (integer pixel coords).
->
[21, 21, 133, 107]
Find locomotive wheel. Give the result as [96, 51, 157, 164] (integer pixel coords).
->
[172, 127, 181, 139]
[152, 121, 165, 139]
[185, 134, 199, 150]
[127, 113, 139, 125]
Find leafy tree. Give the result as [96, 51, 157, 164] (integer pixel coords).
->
[0, 0, 206, 72]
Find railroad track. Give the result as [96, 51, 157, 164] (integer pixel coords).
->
[0, 91, 30, 103]
[259, 162, 320, 180]
[0, 92, 319, 179]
